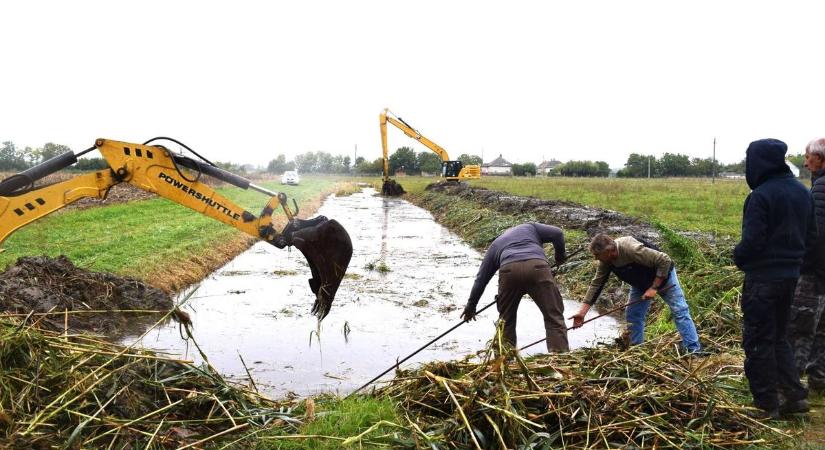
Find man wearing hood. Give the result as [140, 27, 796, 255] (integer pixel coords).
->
[789, 137, 825, 393]
[734, 138, 816, 418]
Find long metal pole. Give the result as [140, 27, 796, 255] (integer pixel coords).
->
[346, 249, 586, 397]
[519, 283, 675, 351]
[346, 300, 497, 397]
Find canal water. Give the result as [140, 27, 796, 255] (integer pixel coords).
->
[126, 188, 620, 397]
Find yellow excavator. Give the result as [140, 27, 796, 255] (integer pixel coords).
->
[0, 137, 352, 320]
[379, 108, 481, 195]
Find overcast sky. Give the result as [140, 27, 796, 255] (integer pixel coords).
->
[2, 1, 824, 169]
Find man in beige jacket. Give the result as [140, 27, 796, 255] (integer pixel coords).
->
[570, 234, 701, 352]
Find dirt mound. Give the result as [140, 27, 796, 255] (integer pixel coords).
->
[426, 183, 659, 240]
[0, 256, 172, 334]
[70, 183, 156, 209]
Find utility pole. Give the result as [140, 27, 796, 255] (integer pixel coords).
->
[712, 138, 716, 184]
[648, 156, 651, 179]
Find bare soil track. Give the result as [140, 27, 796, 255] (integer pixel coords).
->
[425, 182, 660, 239]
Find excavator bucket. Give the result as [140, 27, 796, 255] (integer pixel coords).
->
[382, 179, 405, 196]
[281, 216, 353, 320]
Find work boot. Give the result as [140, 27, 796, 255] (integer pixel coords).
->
[747, 406, 780, 420]
[779, 399, 810, 416]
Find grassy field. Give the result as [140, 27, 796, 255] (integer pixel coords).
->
[375, 175, 751, 237]
[0, 176, 340, 289]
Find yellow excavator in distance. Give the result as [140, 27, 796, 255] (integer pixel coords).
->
[379, 108, 481, 195]
[0, 137, 352, 320]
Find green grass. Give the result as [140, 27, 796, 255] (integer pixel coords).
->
[372, 175, 751, 237]
[0, 176, 338, 277]
[250, 396, 402, 449]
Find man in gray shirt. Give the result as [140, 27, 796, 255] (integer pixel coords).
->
[460, 223, 568, 352]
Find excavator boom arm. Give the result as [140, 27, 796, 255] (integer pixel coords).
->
[0, 138, 352, 320]
[381, 109, 451, 162]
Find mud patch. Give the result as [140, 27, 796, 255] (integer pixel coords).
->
[0, 256, 172, 334]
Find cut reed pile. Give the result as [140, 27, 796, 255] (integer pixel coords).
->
[379, 328, 790, 449]
[0, 316, 299, 449]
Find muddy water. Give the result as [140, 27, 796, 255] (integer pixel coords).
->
[126, 188, 620, 397]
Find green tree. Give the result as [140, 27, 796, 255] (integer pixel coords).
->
[295, 152, 319, 173]
[512, 163, 537, 176]
[688, 157, 715, 177]
[417, 151, 442, 175]
[316, 152, 334, 173]
[557, 160, 610, 177]
[266, 154, 289, 174]
[0, 141, 28, 171]
[721, 159, 745, 174]
[37, 142, 72, 164]
[389, 146, 418, 174]
[457, 153, 482, 166]
[658, 153, 691, 177]
[356, 157, 384, 174]
[618, 153, 657, 178]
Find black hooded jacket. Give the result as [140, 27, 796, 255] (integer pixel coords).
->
[802, 167, 825, 279]
[734, 139, 816, 279]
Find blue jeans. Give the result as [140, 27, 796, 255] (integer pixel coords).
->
[625, 270, 701, 352]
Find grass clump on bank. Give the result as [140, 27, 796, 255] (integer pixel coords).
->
[252, 396, 403, 449]
[0, 316, 300, 449]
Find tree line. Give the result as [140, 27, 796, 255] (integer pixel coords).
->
[616, 153, 746, 178]
[1, 140, 805, 179]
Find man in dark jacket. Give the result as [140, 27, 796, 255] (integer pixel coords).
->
[790, 137, 825, 393]
[460, 223, 568, 352]
[734, 138, 816, 418]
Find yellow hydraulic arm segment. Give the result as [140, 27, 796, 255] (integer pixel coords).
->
[0, 138, 352, 320]
[379, 108, 482, 188]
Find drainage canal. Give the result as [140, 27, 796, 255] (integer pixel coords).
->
[125, 188, 620, 397]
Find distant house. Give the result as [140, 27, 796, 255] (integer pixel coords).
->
[786, 160, 801, 178]
[537, 159, 562, 175]
[482, 154, 513, 175]
[719, 171, 745, 179]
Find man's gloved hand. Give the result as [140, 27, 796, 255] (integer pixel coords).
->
[460, 303, 477, 322]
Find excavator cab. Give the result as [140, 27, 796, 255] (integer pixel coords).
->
[442, 160, 464, 179]
[0, 138, 353, 320]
